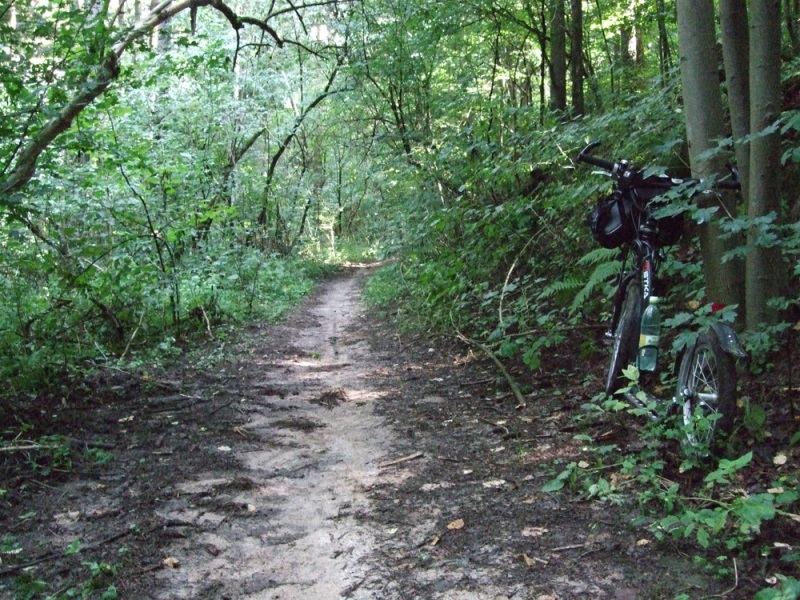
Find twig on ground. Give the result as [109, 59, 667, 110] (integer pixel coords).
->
[454, 331, 527, 406]
[710, 558, 738, 597]
[378, 452, 424, 468]
[550, 543, 588, 552]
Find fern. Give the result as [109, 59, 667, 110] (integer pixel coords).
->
[569, 259, 622, 314]
[577, 247, 619, 267]
[539, 276, 584, 299]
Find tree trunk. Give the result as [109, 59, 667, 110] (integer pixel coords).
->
[570, 0, 584, 116]
[720, 0, 751, 200]
[549, 0, 566, 112]
[655, 0, 672, 76]
[747, 0, 785, 328]
[676, 0, 743, 308]
[786, 0, 800, 56]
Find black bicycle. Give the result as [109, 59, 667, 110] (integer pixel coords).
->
[577, 141, 746, 448]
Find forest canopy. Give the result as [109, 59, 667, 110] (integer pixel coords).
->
[0, 0, 798, 419]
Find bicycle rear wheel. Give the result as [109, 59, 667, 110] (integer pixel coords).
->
[675, 330, 737, 448]
[605, 280, 641, 396]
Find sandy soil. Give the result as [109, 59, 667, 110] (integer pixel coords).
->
[0, 266, 782, 599]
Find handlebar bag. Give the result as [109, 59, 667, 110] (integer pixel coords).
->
[588, 191, 634, 249]
[633, 182, 685, 246]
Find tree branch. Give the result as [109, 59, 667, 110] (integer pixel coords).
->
[0, 0, 299, 202]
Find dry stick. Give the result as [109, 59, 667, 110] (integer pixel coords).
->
[0, 444, 49, 453]
[498, 235, 536, 328]
[550, 543, 587, 552]
[710, 558, 738, 598]
[378, 452, 424, 469]
[455, 331, 527, 407]
[200, 305, 214, 338]
[0, 520, 190, 577]
[118, 311, 146, 362]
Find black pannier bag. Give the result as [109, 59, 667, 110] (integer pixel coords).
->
[633, 177, 685, 246]
[588, 174, 685, 249]
[588, 190, 634, 249]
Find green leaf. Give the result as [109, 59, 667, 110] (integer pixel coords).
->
[522, 347, 541, 371]
[65, 539, 81, 556]
[542, 478, 565, 492]
[696, 527, 710, 549]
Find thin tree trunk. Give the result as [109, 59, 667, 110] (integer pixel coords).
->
[786, 0, 800, 56]
[676, 0, 743, 308]
[719, 0, 750, 324]
[720, 0, 751, 199]
[655, 0, 672, 77]
[549, 0, 566, 112]
[570, 0, 584, 116]
[747, 0, 785, 327]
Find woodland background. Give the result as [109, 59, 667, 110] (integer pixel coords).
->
[2, 1, 800, 596]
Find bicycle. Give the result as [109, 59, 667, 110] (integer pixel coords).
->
[576, 141, 746, 448]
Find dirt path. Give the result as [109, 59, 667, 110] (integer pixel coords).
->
[151, 268, 395, 598]
[3, 266, 756, 599]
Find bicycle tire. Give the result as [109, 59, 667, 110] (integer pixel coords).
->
[675, 329, 737, 448]
[605, 280, 641, 396]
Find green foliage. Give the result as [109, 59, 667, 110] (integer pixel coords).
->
[543, 399, 800, 588]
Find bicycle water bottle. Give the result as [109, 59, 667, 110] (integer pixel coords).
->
[638, 296, 661, 372]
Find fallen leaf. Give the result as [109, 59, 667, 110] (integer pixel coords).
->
[163, 557, 180, 569]
[774, 453, 788, 465]
[482, 479, 507, 489]
[785, 512, 800, 523]
[521, 527, 548, 538]
[447, 518, 465, 530]
[429, 534, 441, 546]
[514, 552, 547, 567]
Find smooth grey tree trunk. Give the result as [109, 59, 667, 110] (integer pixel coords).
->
[676, 0, 742, 308]
[747, 0, 785, 327]
[720, 0, 751, 199]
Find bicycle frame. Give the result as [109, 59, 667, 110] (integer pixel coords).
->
[578, 140, 745, 447]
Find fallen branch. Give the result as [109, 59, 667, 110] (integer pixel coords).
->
[454, 331, 526, 407]
[378, 452, 424, 469]
[0, 444, 49, 453]
[550, 543, 587, 553]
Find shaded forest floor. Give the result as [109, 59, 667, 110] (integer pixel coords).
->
[0, 266, 794, 598]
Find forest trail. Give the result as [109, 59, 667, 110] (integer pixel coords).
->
[150, 267, 397, 598]
[2, 266, 734, 599]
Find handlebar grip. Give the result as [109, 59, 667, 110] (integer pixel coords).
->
[716, 179, 741, 190]
[577, 141, 615, 172]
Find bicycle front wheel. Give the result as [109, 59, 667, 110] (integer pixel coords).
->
[675, 330, 737, 449]
[605, 280, 641, 396]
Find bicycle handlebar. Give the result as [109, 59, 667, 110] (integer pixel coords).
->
[577, 141, 616, 172]
[576, 140, 741, 191]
